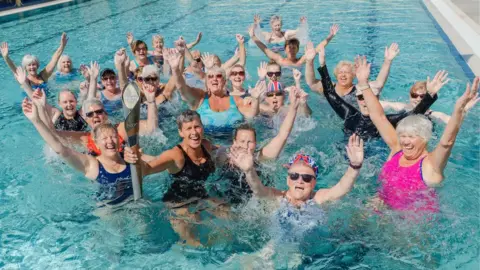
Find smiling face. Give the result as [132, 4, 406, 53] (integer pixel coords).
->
[134, 41, 148, 60]
[266, 64, 281, 82]
[26, 62, 39, 76]
[270, 18, 282, 32]
[409, 82, 427, 107]
[58, 91, 77, 118]
[153, 36, 164, 50]
[206, 71, 226, 95]
[59, 57, 72, 73]
[233, 129, 256, 153]
[334, 62, 355, 88]
[285, 40, 299, 56]
[398, 133, 427, 160]
[101, 72, 117, 91]
[94, 127, 119, 158]
[287, 163, 317, 201]
[229, 66, 245, 88]
[84, 104, 108, 129]
[178, 117, 204, 149]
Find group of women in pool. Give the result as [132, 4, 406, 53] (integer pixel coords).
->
[2, 14, 479, 248]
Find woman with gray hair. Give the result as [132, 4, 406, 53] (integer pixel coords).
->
[1, 33, 68, 95]
[357, 55, 480, 214]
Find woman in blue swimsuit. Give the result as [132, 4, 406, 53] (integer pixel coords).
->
[165, 49, 265, 137]
[1, 33, 68, 96]
[54, 54, 79, 82]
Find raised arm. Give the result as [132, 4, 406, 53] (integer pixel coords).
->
[314, 134, 363, 204]
[304, 42, 322, 92]
[248, 26, 284, 64]
[429, 111, 450, 124]
[315, 24, 339, 52]
[164, 48, 205, 109]
[356, 56, 400, 153]
[139, 83, 158, 135]
[114, 48, 129, 90]
[186, 32, 202, 49]
[260, 87, 300, 160]
[1, 42, 18, 75]
[40, 33, 68, 81]
[143, 148, 180, 175]
[424, 77, 479, 185]
[86, 62, 100, 100]
[230, 147, 282, 199]
[22, 99, 96, 178]
[369, 43, 400, 93]
[235, 34, 246, 67]
[284, 16, 308, 39]
[380, 100, 407, 111]
[126, 32, 135, 54]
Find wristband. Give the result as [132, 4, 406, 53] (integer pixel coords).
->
[349, 163, 362, 170]
[356, 83, 369, 92]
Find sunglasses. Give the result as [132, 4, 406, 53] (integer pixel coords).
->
[267, 71, 281, 77]
[136, 47, 147, 52]
[230, 71, 245, 77]
[193, 58, 202, 63]
[138, 76, 158, 83]
[288, 172, 316, 183]
[207, 74, 223, 79]
[357, 94, 364, 101]
[410, 93, 425, 99]
[86, 109, 105, 118]
[266, 92, 283, 97]
[102, 76, 116, 81]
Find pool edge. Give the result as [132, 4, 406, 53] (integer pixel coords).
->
[422, 0, 480, 79]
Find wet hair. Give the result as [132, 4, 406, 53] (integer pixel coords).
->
[270, 15, 282, 25]
[206, 66, 227, 78]
[57, 89, 77, 102]
[56, 55, 72, 71]
[230, 64, 245, 71]
[284, 38, 300, 49]
[396, 115, 433, 142]
[233, 123, 256, 141]
[22, 54, 39, 68]
[176, 110, 202, 129]
[132, 40, 148, 53]
[82, 98, 104, 115]
[267, 61, 281, 71]
[93, 123, 118, 141]
[333, 61, 355, 78]
[100, 68, 116, 78]
[152, 35, 164, 45]
[141, 64, 160, 78]
[410, 81, 427, 94]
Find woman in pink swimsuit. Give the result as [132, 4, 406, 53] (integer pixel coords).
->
[356, 56, 479, 213]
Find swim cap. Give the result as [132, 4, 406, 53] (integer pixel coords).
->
[286, 153, 319, 177]
[267, 81, 284, 93]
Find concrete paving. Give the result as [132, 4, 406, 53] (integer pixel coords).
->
[424, 0, 480, 76]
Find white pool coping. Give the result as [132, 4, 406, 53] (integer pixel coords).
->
[424, 0, 480, 76]
[0, 0, 73, 17]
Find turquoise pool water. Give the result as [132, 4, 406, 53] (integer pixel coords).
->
[1, 0, 479, 268]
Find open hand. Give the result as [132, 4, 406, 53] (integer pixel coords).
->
[126, 32, 134, 45]
[346, 134, 364, 167]
[250, 80, 267, 99]
[114, 48, 127, 66]
[355, 56, 371, 84]
[384, 42, 400, 61]
[229, 146, 254, 172]
[60, 33, 68, 47]
[174, 36, 186, 54]
[88, 61, 100, 79]
[32, 89, 47, 107]
[304, 41, 316, 61]
[456, 76, 479, 114]
[426, 70, 449, 95]
[253, 14, 261, 25]
[1, 42, 9, 58]
[257, 61, 267, 80]
[201, 52, 215, 69]
[14, 66, 27, 85]
[22, 98, 39, 122]
[163, 48, 181, 70]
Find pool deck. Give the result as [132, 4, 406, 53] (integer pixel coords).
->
[424, 0, 480, 76]
[0, 0, 72, 16]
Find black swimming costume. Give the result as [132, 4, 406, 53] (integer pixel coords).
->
[162, 144, 216, 203]
[54, 112, 88, 132]
[318, 65, 437, 139]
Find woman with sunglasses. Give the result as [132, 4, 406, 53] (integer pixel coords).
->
[228, 64, 248, 97]
[316, 47, 440, 139]
[358, 56, 479, 214]
[230, 133, 364, 208]
[380, 81, 451, 124]
[1, 33, 68, 96]
[22, 96, 149, 211]
[165, 48, 263, 137]
[251, 15, 308, 53]
[248, 24, 336, 68]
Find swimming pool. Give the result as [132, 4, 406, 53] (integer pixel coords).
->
[1, 0, 479, 268]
